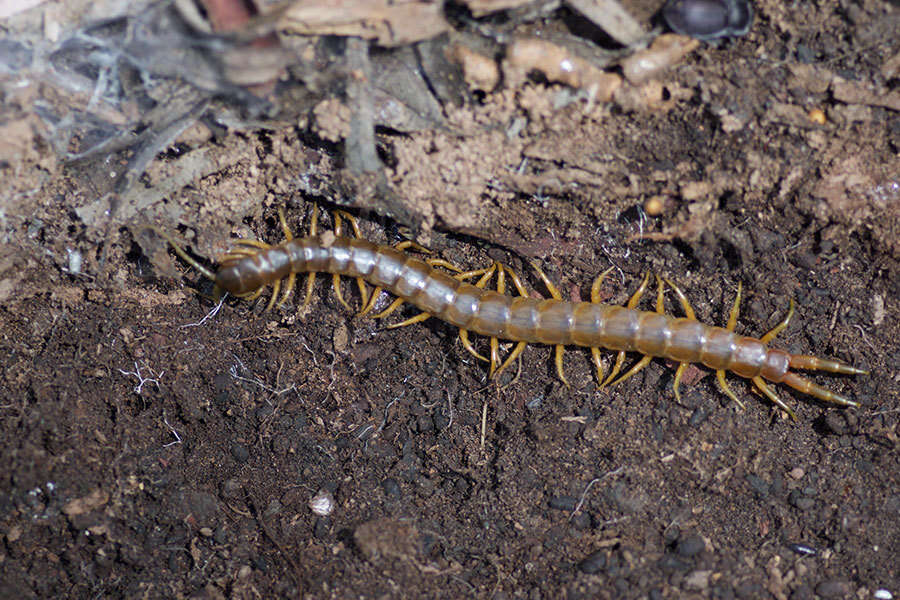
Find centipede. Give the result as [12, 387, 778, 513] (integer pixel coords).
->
[147, 207, 866, 420]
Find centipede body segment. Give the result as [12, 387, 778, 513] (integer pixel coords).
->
[148, 208, 867, 419]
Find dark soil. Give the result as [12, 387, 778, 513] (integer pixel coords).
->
[1, 0, 898, 598]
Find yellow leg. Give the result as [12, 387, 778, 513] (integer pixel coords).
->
[780, 372, 859, 407]
[503, 264, 529, 297]
[277, 208, 294, 241]
[277, 272, 296, 307]
[233, 238, 271, 250]
[491, 264, 531, 379]
[608, 355, 653, 388]
[530, 261, 572, 385]
[357, 286, 383, 317]
[555, 345, 570, 387]
[309, 204, 319, 236]
[726, 282, 742, 330]
[662, 277, 696, 319]
[372, 297, 405, 319]
[717, 369, 744, 409]
[610, 274, 664, 388]
[601, 273, 650, 388]
[590, 347, 605, 384]
[301, 272, 316, 308]
[590, 267, 615, 303]
[752, 376, 797, 421]
[673, 362, 687, 402]
[265, 278, 281, 311]
[761, 299, 795, 344]
[244, 286, 265, 303]
[495, 341, 527, 378]
[387, 312, 432, 329]
[427, 258, 463, 272]
[714, 282, 743, 407]
[332, 273, 353, 311]
[588, 267, 615, 385]
[395, 240, 431, 254]
[529, 261, 563, 300]
[460, 329, 489, 362]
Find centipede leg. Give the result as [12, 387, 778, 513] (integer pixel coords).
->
[332, 273, 354, 311]
[357, 286, 383, 317]
[371, 297, 405, 319]
[300, 205, 319, 308]
[760, 298, 794, 344]
[301, 273, 316, 308]
[609, 274, 666, 387]
[233, 239, 272, 250]
[333, 210, 370, 306]
[529, 260, 571, 385]
[453, 265, 497, 365]
[602, 273, 651, 388]
[588, 267, 615, 384]
[387, 312, 432, 329]
[713, 283, 745, 407]
[780, 372, 859, 407]
[752, 376, 797, 421]
[493, 265, 531, 379]
[265, 278, 281, 311]
[460, 329, 489, 362]
[788, 355, 867, 375]
[488, 267, 508, 375]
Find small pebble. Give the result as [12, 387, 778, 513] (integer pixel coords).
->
[789, 489, 815, 511]
[578, 550, 607, 574]
[548, 495, 578, 511]
[676, 533, 705, 557]
[788, 467, 805, 480]
[815, 579, 850, 598]
[745, 473, 770, 497]
[788, 543, 817, 556]
[230, 443, 250, 463]
[662, 0, 752, 41]
[382, 477, 402, 499]
[309, 490, 335, 516]
[874, 589, 893, 600]
[571, 511, 591, 530]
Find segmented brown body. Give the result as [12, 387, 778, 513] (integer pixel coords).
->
[210, 233, 864, 415]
